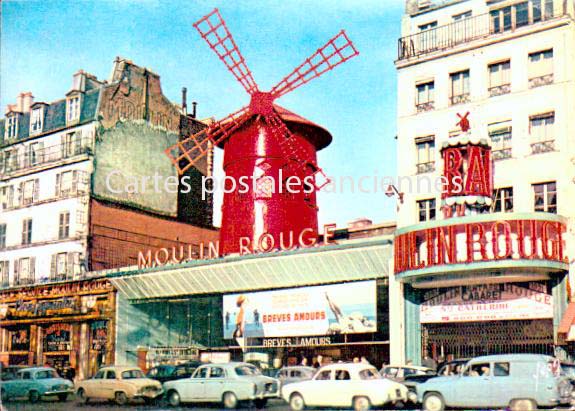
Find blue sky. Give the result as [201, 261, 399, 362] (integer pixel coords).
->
[1, 0, 403, 228]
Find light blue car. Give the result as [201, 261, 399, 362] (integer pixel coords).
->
[417, 354, 572, 411]
[0, 367, 74, 403]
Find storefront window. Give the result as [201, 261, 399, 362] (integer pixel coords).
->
[44, 324, 71, 352]
[9, 327, 30, 351]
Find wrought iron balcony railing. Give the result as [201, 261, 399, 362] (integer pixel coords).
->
[398, 9, 564, 61]
[529, 73, 554, 88]
[531, 140, 555, 154]
[1, 136, 93, 177]
[417, 162, 435, 174]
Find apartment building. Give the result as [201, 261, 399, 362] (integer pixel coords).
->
[391, 0, 575, 363]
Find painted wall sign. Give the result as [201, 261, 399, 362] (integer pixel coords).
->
[394, 218, 566, 274]
[420, 283, 553, 323]
[44, 324, 72, 352]
[262, 336, 332, 347]
[91, 320, 108, 351]
[12, 297, 77, 318]
[10, 328, 30, 351]
[222, 281, 376, 339]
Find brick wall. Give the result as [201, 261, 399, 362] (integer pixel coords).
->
[88, 199, 219, 270]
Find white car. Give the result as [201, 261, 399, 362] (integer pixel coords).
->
[164, 362, 279, 408]
[281, 363, 409, 411]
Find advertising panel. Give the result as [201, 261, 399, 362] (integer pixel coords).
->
[420, 283, 553, 323]
[223, 281, 377, 339]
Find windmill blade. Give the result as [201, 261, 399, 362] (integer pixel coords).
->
[270, 30, 359, 99]
[165, 105, 251, 174]
[194, 9, 259, 95]
[264, 111, 331, 191]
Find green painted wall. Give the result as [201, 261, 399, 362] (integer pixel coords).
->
[93, 120, 179, 216]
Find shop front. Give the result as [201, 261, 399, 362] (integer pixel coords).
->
[395, 213, 569, 364]
[110, 237, 393, 370]
[0, 278, 116, 380]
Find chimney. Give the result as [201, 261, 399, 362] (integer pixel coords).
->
[15, 93, 24, 112]
[182, 87, 188, 116]
[191, 102, 197, 119]
[21, 92, 34, 113]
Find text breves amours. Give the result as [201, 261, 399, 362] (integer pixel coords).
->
[394, 218, 566, 274]
[222, 281, 377, 339]
[420, 283, 553, 323]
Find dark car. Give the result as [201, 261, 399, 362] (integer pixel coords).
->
[146, 361, 202, 384]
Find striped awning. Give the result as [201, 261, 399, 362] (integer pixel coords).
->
[108, 238, 392, 301]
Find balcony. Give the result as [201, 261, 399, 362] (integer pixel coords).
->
[398, 8, 565, 61]
[416, 162, 435, 174]
[416, 101, 435, 113]
[529, 73, 554, 88]
[450, 93, 470, 105]
[1, 136, 93, 178]
[531, 140, 555, 154]
[489, 84, 511, 97]
[492, 148, 512, 160]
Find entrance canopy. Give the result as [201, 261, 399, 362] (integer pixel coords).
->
[107, 238, 392, 301]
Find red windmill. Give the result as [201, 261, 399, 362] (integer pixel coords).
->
[165, 9, 359, 255]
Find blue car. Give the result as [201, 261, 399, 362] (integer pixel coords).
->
[0, 367, 74, 403]
[417, 354, 572, 411]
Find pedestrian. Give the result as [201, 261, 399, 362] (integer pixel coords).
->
[225, 311, 230, 329]
[300, 357, 308, 366]
[360, 356, 369, 364]
[422, 353, 437, 371]
[353, 357, 359, 363]
[313, 355, 323, 368]
[253, 309, 260, 325]
[406, 359, 413, 366]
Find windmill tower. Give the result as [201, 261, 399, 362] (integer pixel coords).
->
[166, 9, 359, 255]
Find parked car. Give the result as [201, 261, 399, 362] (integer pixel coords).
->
[0, 367, 74, 403]
[275, 366, 316, 387]
[436, 358, 469, 376]
[281, 362, 409, 411]
[0, 365, 29, 381]
[417, 354, 573, 411]
[75, 366, 163, 405]
[146, 361, 202, 383]
[164, 362, 279, 408]
[381, 365, 435, 382]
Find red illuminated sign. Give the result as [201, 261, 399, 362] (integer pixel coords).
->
[442, 145, 492, 198]
[394, 219, 567, 274]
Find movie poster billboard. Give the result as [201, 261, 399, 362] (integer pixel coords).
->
[223, 280, 377, 339]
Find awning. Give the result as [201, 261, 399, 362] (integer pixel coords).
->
[108, 238, 392, 301]
[558, 302, 575, 335]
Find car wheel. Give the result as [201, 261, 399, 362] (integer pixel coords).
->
[510, 399, 538, 411]
[223, 391, 238, 409]
[115, 391, 128, 406]
[77, 388, 89, 404]
[353, 396, 371, 411]
[423, 392, 445, 411]
[28, 390, 41, 403]
[57, 393, 68, 402]
[167, 390, 181, 407]
[289, 392, 306, 411]
[254, 398, 268, 408]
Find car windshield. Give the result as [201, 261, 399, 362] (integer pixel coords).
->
[121, 370, 144, 379]
[359, 368, 381, 380]
[36, 370, 59, 379]
[235, 365, 261, 376]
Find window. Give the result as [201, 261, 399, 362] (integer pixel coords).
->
[359, 369, 380, 380]
[21, 179, 39, 205]
[15, 257, 35, 285]
[0, 261, 9, 286]
[30, 107, 43, 134]
[62, 132, 79, 158]
[315, 370, 332, 380]
[28, 142, 41, 166]
[416, 136, 435, 173]
[209, 367, 225, 378]
[493, 362, 510, 376]
[488, 121, 512, 160]
[194, 367, 209, 379]
[0, 224, 5, 249]
[21, 371, 32, 380]
[66, 96, 80, 123]
[56, 253, 67, 276]
[418, 198, 436, 222]
[529, 49, 553, 87]
[22, 219, 32, 245]
[449, 70, 470, 105]
[530, 112, 555, 153]
[335, 370, 350, 380]
[464, 363, 491, 377]
[418, 21, 438, 53]
[56, 170, 79, 197]
[419, 21, 437, 31]
[453, 10, 472, 21]
[488, 61, 511, 96]
[106, 370, 116, 379]
[93, 370, 105, 379]
[493, 187, 513, 212]
[59, 212, 70, 239]
[5, 115, 18, 139]
[533, 182, 556, 213]
[121, 370, 144, 379]
[416, 81, 434, 112]
[1, 186, 14, 209]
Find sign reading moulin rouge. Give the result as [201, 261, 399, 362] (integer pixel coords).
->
[394, 218, 566, 274]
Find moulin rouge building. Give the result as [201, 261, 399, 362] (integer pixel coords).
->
[391, 0, 575, 364]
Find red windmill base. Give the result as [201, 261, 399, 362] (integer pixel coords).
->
[165, 9, 359, 255]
